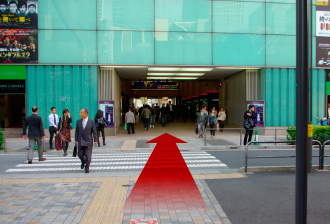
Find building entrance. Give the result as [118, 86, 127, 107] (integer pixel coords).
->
[0, 94, 25, 128]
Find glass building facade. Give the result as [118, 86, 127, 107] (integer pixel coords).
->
[0, 0, 327, 129]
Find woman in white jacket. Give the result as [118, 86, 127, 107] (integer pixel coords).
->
[217, 107, 226, 132]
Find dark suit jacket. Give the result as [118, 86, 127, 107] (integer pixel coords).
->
[75, 118, 97, 148]
[196, 112, 208, 125]
[23, 114, 45, 137]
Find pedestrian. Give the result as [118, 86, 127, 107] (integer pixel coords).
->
[48, 107, 59, 149]
[142, 105, 151, 131]
[58, 109, 72, 156]
[150, 104, 157, 128]
[75, 108, 98, 173]
[125, 107, 135, 134]
[208, 109, 217, 139]
[168, 101, 174, 122]
[94, 109, 106, 147]
[243, 105, 256, 145]
[328, 104, 330, 125]
[196, 108, 208, 138]
[22, 106, 46, 164]
[160, 103, 168, 127]
[217, 107, 226, 132]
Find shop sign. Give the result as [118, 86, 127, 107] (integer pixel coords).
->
[0, 79, 25, 93]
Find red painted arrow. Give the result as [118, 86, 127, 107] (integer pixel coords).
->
[124, 133, 207, 215]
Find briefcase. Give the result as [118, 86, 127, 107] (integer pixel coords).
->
[73, 145, 77, 157]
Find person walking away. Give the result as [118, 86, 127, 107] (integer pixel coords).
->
[23, 106, 46, 164]
[150, 104, 157, 128]
[94, 110, 106, 147]
[75, 108, 98, 173]
[196, 108, 208, 138]
[208, 109, 217, 139]
[243, 105, 256, 145]
[125, 107, 135, 134]
[48, 107, 59, 149]
[168, 101, 174, 122]
[160, 103, 168, 127]
[142, 105, 151, 131]
[218, 107, 226, 132]
[59, 109, 72, 156]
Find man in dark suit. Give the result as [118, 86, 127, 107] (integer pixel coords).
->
[75, 108, 98, 173]
[23, 106, 46, 164]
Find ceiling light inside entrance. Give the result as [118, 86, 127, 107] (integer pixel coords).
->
[148, 67, 181, 71]
[147, 77, 198, 80]
[147, 73, 176, 76]
[180, 68, 213, 72]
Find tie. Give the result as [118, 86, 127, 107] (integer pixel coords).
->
[54, 115, 56, 126]
[200, 113, 203, 122]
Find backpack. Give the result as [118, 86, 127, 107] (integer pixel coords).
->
[141, 110, 146, 118]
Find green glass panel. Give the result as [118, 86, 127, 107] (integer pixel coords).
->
[155, 32, 212, 65]
[266, 35, 296, 66]
[97, 0, 154, 31]
[213, 34, 265, 66]
[266, 3, 296, 35]
[39, 30, 97, 64]
[0, 66, 25, 80]
[155, 0, 211, 32]
[327, 82, 330, 95]
[213, 1, 265, 34]
[98, 31, 154, 64]
[39, 0, 96, 30]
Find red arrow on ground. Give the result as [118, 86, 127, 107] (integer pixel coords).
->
[124, 133, 207, 214]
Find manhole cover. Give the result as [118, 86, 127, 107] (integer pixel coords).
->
[130, 218, 158, 224]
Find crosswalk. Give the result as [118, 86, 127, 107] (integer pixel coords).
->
[5, 151, 229, 173]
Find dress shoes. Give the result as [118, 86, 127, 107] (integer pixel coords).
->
[28, 160, 32, 164]
[81, 163, 85, 169]
[39, 158, 46, 161]
[85, 169, 89, 173]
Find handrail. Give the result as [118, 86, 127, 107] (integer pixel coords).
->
[320, 140, 330, 170]
[244, 140, 322, 173]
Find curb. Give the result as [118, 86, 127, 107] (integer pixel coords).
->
[239, 165, 330, 173]
[203, 145, 297, 150]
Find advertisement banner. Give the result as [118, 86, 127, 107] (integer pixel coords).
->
[99, 101, 114, 128]
[0, 65, 25, 79]
[131, 81, 178, 90]
[0, 0, 38, 29]
[0, 29, 38, 63]
[316, 0, 330, 67]
[247, 100, 265, 127]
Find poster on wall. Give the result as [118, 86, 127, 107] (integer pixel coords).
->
[0, 0, 38, 29]
[316, 0, 330, 67]
[247, 100, 265, 127]
[0, 29, 37, 63]
[99, 101, 114, 128]
[131, 81, 178, 90]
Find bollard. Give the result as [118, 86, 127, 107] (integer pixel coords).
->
[254, 129, 259, 145]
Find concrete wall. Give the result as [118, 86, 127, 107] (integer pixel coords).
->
[225, 70, 247, 126]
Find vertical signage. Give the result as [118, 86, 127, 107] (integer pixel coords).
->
[99, 101, 114, 128]
[0, 0, 38, 64]
[316, 0, 330, 67]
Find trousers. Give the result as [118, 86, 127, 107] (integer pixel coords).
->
[28, 137, 43, 160]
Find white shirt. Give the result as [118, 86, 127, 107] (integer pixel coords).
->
[83, 118, 88, 129]
[48, 113, 59, 127]
[328, 108, 330, 118]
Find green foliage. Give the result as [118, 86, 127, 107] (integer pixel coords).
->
[0, 128, 4, 151]
[286, 126, 330, 144]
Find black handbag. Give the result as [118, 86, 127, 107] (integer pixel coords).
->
[73, 145, 77, 157]
[243, 119, 250, 129]
[195, 126, 199, 135]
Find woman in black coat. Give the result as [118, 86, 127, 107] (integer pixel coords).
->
[94, 110, 106, 147]
[59, 109, 72, 156]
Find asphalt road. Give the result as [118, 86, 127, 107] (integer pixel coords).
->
[206, 171, 330, 224]
[208, 149, 330, 170]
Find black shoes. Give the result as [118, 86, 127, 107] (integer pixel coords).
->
[28, 160, 32, 164]
[103, 143, 106, 146]
[85, 169, 89, 173]
[81, 163, 85, 169]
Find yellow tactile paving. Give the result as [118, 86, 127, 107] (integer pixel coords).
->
[121, 140, 137, 150]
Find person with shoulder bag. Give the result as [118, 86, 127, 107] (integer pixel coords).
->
[243, 105, 256, 145]
[94, 109, 106, 147]
[58, 109, 73, 156]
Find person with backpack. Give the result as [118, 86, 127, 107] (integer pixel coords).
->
[243, 105, 256, 145]
[94, 110, 106, 147]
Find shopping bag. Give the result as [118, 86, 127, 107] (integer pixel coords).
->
[124, 123, 127, 130]
[56, 135, 62, 151]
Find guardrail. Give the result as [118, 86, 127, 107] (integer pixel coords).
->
[244, 140, 322, 173]
[320, 140, 330, 170]
[203, 128, 286, 147]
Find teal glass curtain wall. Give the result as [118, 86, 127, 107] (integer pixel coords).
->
[26, 65, 98, 128]
[260, 68, 326, 126]
[36, 0, 317, 66]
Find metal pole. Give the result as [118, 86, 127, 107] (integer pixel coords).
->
[296, 0, 309, 220]
[307, 122, 313, 173]
[204, 129, 206, 147]
[240, 129, 242, 146]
